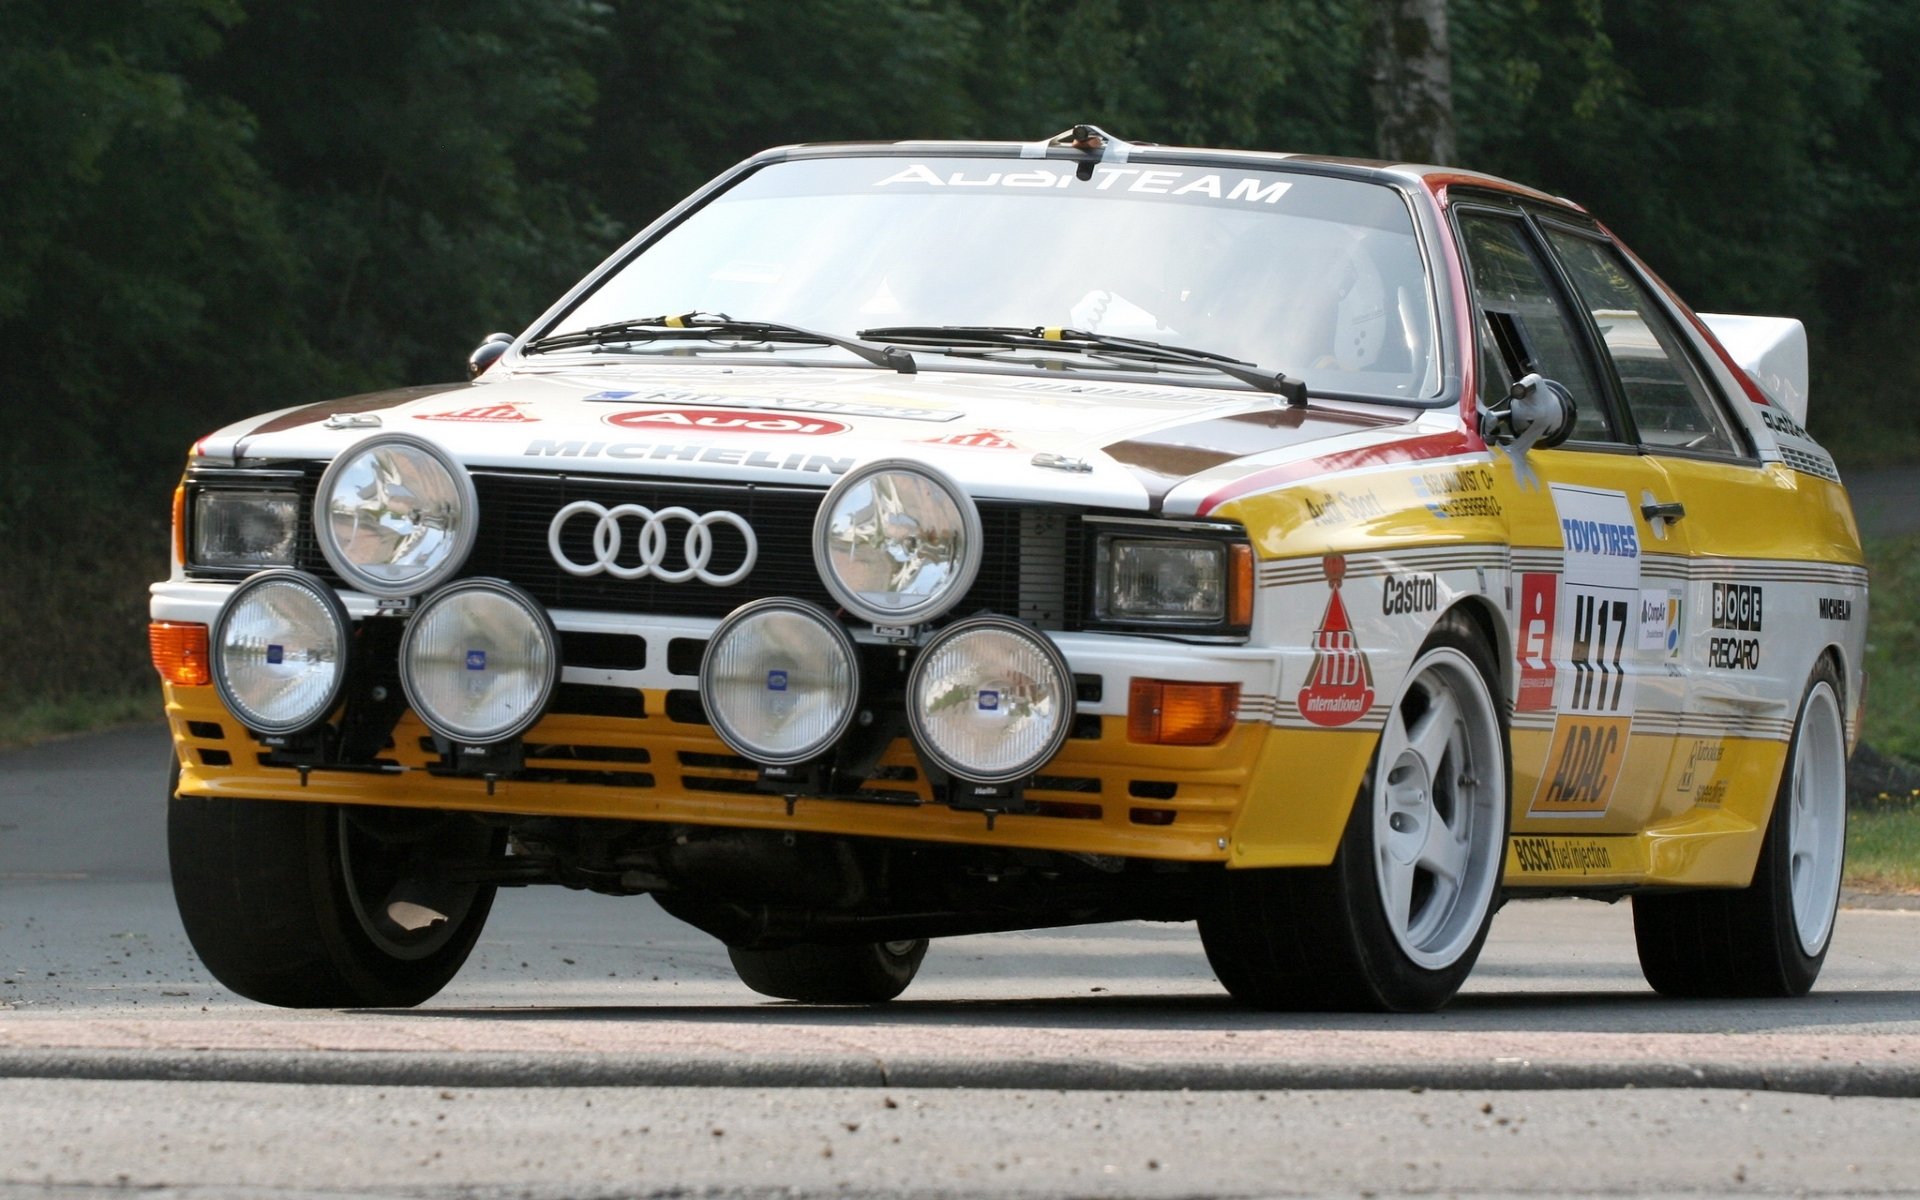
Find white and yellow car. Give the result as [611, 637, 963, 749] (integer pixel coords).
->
[151, 127, 1866, 1011]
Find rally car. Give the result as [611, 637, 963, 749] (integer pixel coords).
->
[150, 126, 1866, 1011]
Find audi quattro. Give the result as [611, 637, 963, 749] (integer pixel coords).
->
[151, 126, 1867, 1012]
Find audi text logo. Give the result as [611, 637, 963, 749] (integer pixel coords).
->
[605, 408, 849, 435]
[547, 501, 758, 586]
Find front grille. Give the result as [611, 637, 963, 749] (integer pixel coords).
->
[282, 466, 1088, 629]
[467, 471, 831, 619]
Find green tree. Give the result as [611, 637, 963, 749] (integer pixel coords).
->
[0, 0, 622, 715]
[1455, 0, 1869, 317]
[192, 0, 618, 384]
[1453, 0, 1898, 457]
[1806, 0, 1920, 460]
[0, 0, 317, 710]
[0, 0, 318, 516]
[577, 0, 1376, 240]
[1369, 0, 1457, 164]
[580, 0, 983, 232]
[968, 0, 1369, 155]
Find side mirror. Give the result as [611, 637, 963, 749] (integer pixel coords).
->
[467, 332, 514, 379]
[1481, 372, 1576, 455]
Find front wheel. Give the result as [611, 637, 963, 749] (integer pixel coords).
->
[169, 767, 497, 1008]
[1200, 616, 1510, 1011]
[728, 939, 929, 1003]
[1633, 659, 1848, 998]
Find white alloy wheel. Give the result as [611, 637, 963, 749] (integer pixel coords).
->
[1371, 644, 1506, 970]
[1200, 614, 1508, 1011]
[1787, 680, 1846, 957]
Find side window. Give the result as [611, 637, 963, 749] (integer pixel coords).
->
[1543, 228, 1742, 455]
[1474, 309, 1516, 413]
[1455, 213, 1614, 442]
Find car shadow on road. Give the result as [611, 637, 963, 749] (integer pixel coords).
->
[384, 986, 1920, 1037]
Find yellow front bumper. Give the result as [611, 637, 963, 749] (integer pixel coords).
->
[163, 682, 1378, 868]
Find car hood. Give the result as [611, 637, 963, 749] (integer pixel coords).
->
[200, 362, 1445, 517]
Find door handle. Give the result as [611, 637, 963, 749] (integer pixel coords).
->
[1641, 500, 1686, 523]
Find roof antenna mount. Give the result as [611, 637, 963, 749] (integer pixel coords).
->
[1048, 124, 1133, 179]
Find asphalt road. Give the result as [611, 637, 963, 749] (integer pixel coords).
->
[3, 726, 1918, 1198]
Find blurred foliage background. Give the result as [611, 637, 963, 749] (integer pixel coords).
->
[2, 0, 1916, 745]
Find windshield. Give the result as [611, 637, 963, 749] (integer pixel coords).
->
[552, 155, 1440, 401]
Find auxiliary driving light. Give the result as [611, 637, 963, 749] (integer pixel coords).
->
[399, 580, 559, 744]
[700, 599, 861, 766]
[315, 434, 478, 598]
[814, 459, 982, 627]
[210, 570, 351, 736]
[906, 615, 1074, 785]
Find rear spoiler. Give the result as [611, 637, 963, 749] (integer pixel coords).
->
[1699, 313, 1808, 424]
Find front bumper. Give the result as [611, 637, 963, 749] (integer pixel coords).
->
[156, 581, 1376, 866]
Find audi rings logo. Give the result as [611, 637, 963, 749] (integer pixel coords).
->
[547, 501, 758, 586]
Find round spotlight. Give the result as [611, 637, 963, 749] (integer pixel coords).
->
[316, 434, 478, 598]
[211, 569, 351, 736]
[907, 616, 1075, 785]
[813, 459, 983, 626]
[700, 600, 861, 766]
[400, 580, 559, 744]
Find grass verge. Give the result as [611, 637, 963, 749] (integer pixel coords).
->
[1861, 532, 1920, 761]
[0, 690, 161, 752]
[1846, 805, 1920, 893]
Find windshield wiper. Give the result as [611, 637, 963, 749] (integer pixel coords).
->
[859, 325, 1306, 405]
[523, 312, 916, 374]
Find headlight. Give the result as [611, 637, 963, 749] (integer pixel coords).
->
[1093, 530, 1252, 629]
[315, 434, 477, 598]
[700, 600, 861, 766]
[192, 490, 298, 569]
[211, 570, 351, 736]
[907, 616, 1074, 785]
[399, 580, 559, 744]
[813, 459, 982, 626]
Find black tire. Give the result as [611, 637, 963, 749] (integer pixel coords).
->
[1633, 658, 1848, 998]
[168, 762, 497, 1008]
[728, 939, 929, 1003]
[1200, 614, 1510, 1012]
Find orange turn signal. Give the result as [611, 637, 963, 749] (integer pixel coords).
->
[150, 621, 210, 687]
[1128, 678, 1241, 745]
[171, 480, 187, 567]
[1229, 543, 1254, 628]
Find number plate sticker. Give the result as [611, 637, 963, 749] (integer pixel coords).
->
[1527, 485, 1646, 817]
[1547, 485, 1642, 718]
